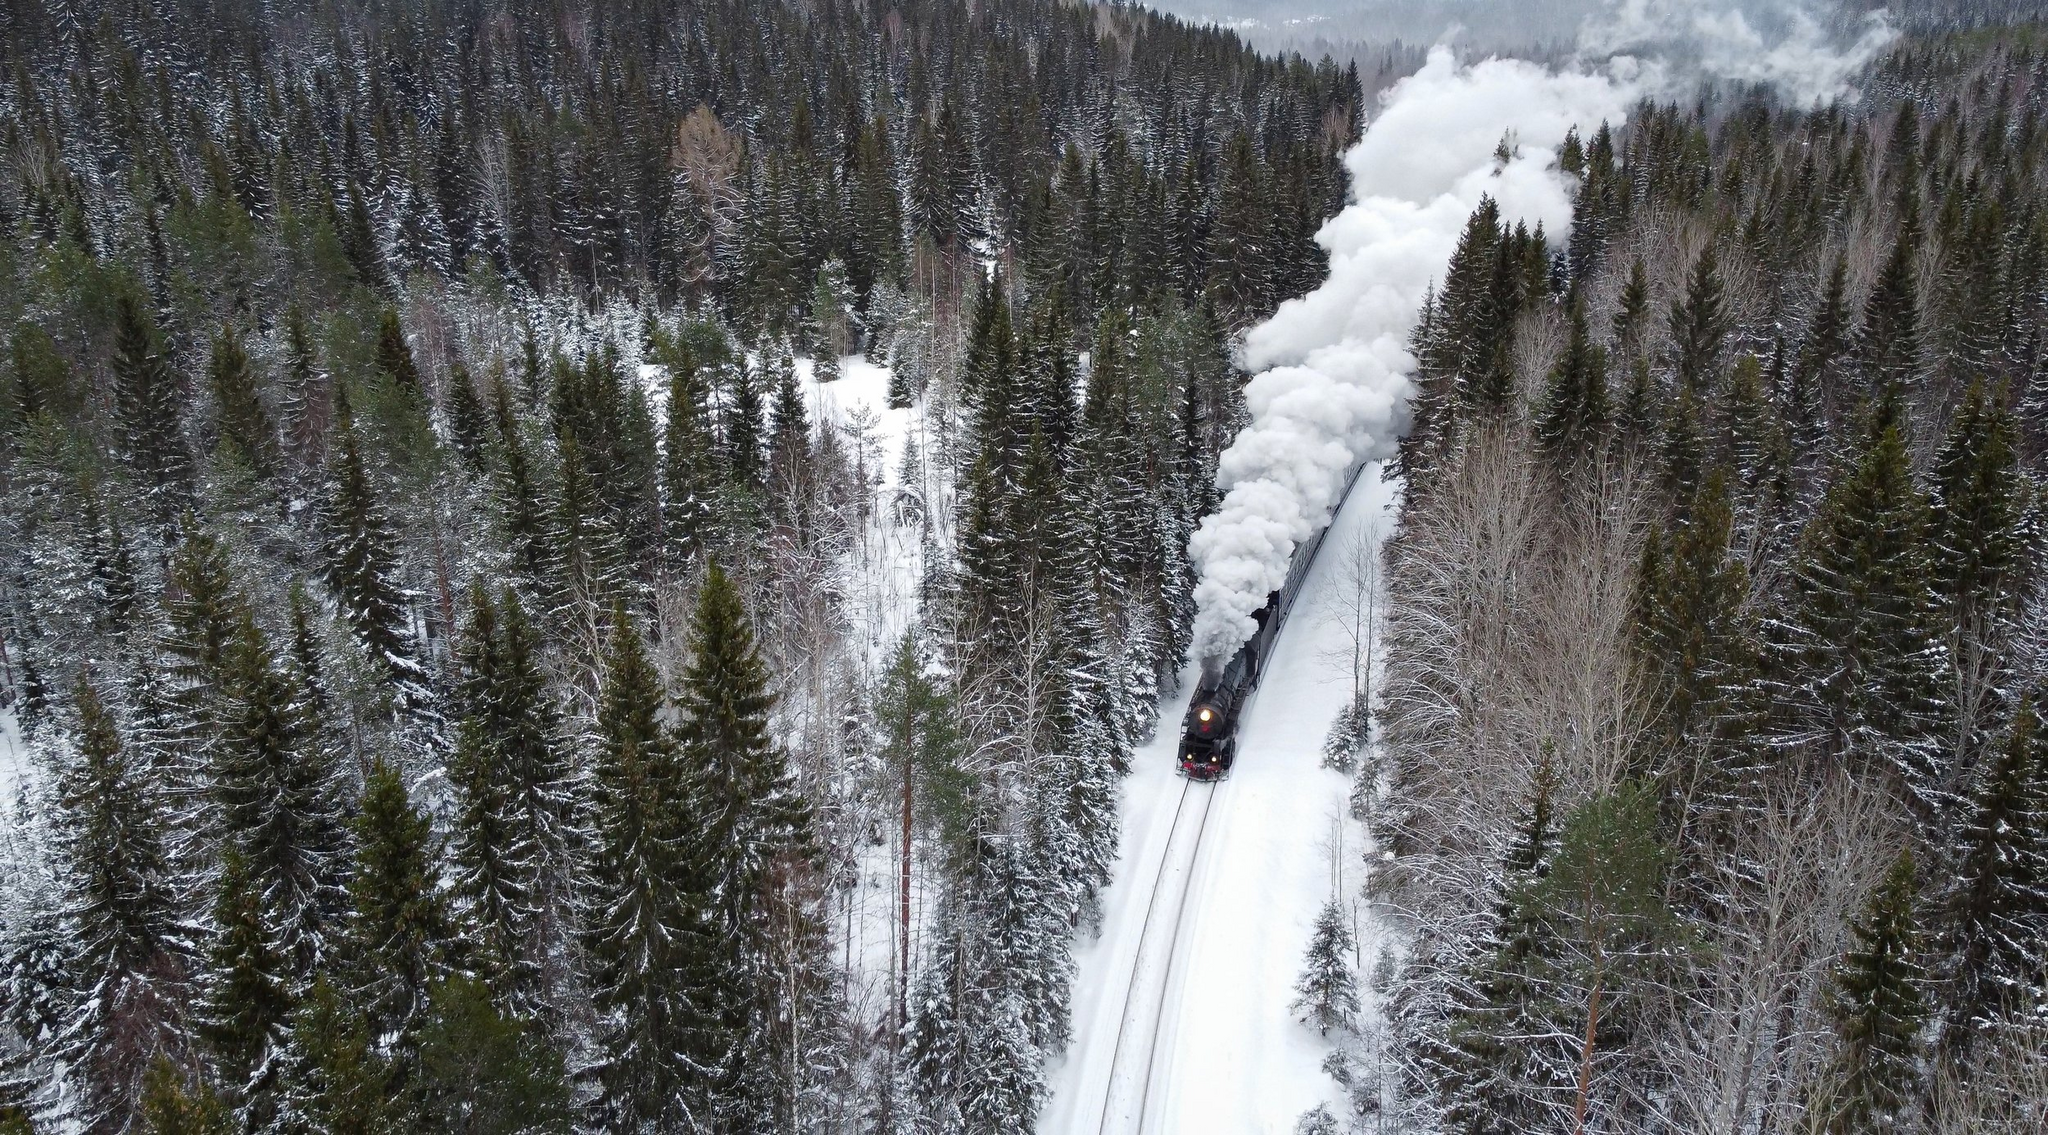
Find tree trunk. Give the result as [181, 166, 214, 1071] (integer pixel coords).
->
[898, 722, 915, 1047]
[1574, 966, 1604, 1135]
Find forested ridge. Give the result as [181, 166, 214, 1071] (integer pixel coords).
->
[0, 1, 1362, 1132]
[1350, 23, 2048, 1135]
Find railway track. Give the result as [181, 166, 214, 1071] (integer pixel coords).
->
[1091, 777, 1216, 1135]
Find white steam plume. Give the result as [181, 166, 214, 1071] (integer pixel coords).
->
[1579, 1, 1897, 106]
[1185, 2, 1896, 669]
[1187, 48, 1634, 667]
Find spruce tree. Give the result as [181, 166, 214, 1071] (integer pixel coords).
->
[1533, 298, 1610, 462]
[163, 523, 244, 694]
[1799, 257, 1854, 417]
[724, 357, 766, 496]
[1667, 244, 1730, 396]
[765, 348, 812, 512]
[1435, 757, 1562, 1135]
[1293, 900, 1361, 1036]
[583, 610, 712, 1131]
[1777, 398, 1946, 812]
[675, 563, 813, 1123]
[207, 323, 276, 478]
[657, 338, 717, 565]
[1928, 382, 2029, 771]
[1856, 232, 1923, 392]
[343, 759, 451, 1049]
[490, 380, 548, 587]
[279, 303, 325, 470]
[323, 397, 423, 696]
[444, 360, 489, 468]
[200, 848, 291, 1117]
[1825, 850, 1928, 1134]
[1610, 256, 1650, 359]
[1210, 132, 1272, 327]
[215, 608, 347, 978]
[1942, 696, 2048, 1041]
[447, 585, 572, 1007]
[1632, 472, 1762, 851]
[111, 292, 193, 510]
[60, 675, 193, 1135]
[373, 307, 421, 396]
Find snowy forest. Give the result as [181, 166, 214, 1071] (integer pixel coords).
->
[1362, 23, 2048, 1135]
[2, 1, 2047, 1134]
[0, 0, 1357, 1131]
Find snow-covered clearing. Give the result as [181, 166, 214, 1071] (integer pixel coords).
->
[1047, 467, 1401, 1133]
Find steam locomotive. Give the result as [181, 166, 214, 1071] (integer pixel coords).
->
[1178, 461, 1368, 780]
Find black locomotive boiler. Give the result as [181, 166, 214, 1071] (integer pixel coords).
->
[1177, 596, 1280, 779]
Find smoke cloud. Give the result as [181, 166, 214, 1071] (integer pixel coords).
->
[1579, 1, 1897, 106]
[1187, 49, 1633, 665]
[1184, 1, 1897, 668]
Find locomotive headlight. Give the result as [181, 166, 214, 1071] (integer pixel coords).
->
[1198, 708, 1213, 722]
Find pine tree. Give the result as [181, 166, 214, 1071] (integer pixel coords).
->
[409, 977, 571, 1134]
[60, 675, 193, 1135]
[207, 323, 276, 478]
[1521, 785, 1678, 1133]
[275, 977, 386, 1135]
[1293, 900, 1361, 1036]
[139, 1057, 231, 1135]
[111, 291, 193, 510]
[1825, 850, 1928, 1134]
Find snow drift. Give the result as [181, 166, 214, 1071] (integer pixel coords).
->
[1185, 2, 1896, 669]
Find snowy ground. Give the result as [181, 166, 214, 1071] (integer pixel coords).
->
[1046, 467, 1401, 1134]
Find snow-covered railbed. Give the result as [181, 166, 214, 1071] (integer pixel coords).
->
[1047, 468, 1400, 1132]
